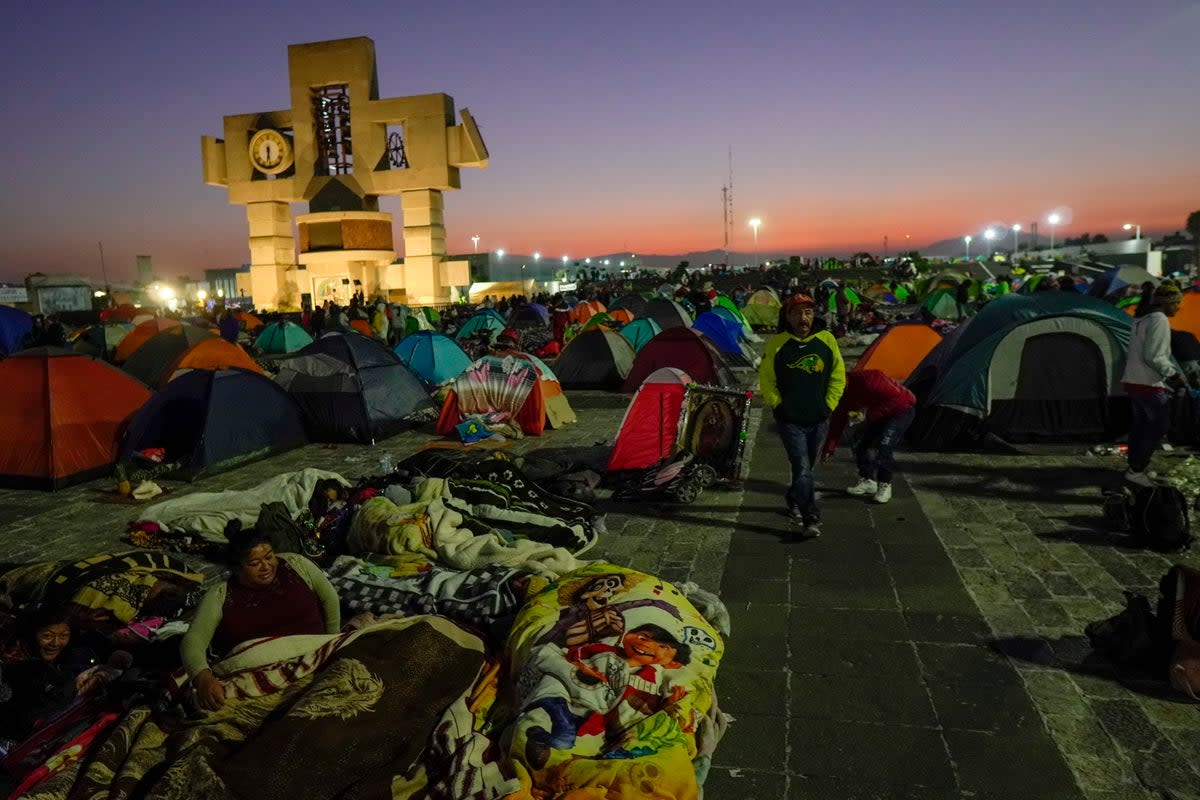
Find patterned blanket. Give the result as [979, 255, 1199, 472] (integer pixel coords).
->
[16, 617, 490, 800]
[502, 564, 726, 800]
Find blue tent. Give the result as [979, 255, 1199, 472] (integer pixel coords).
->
[119, 368, 307, 480]
[255, 320, 314, 354]
[393, 331, 471, 387]
[0, 305, 33, 356]
[691, 311, 743, 355]
[619, 318, 662, 352]
[907, 293, 1133, 448]
[509, 303, 550, 328]
[456, 312, 508, 341]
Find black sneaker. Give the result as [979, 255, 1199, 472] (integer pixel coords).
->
[803, 520, 822, 538]
[786, 506, 805, 520]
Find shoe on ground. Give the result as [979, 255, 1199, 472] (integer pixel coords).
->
[787, 506, 805, 520]
[846, 478, 878, 496]
[872, 483, 892, 504]
[1124, 469, 1155, 488]
[803, 521, 822, 538]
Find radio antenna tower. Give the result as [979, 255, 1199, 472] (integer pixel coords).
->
[721, 146, 734, 266]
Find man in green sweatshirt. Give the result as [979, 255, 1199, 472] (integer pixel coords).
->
[759, 293, 846, 537]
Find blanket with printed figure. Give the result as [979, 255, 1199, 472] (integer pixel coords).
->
[502, 564, 726, 800]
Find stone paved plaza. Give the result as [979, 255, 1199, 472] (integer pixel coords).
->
[1, 381, 1198, 799]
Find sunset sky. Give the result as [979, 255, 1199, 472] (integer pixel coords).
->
[1, 0, 1198, 283]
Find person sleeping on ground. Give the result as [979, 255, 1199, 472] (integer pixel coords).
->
[179, 520, 341, 712]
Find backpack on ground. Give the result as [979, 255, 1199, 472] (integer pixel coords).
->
[1128, 484, 1192, 553]
[1085, 591, 1160, 667]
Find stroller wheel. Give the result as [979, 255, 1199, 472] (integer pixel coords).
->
[693, 464, 718, 488]
[673, 479, 701, 504]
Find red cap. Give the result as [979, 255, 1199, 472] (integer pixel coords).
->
[784, 294, 815, 310]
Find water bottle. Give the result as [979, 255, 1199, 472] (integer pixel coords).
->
[378, 454, 392, 473]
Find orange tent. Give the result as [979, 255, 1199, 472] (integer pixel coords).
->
[115, 317, 180, 362]
[167, 339, 263, 382]
[1170, 292, 1200, 339]
[608, 308, 635, 324]
[852, 323, 942, 381]
[233, 310, 264, 331]
[0, 348, 152, 489]
[350, 319, 374, 337]
[100, 304, 139, 323]
[568, 300, 606, 326]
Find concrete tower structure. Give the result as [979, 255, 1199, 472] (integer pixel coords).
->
[201, 36, 488, 309]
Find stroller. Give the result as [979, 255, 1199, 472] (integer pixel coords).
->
[610, 451, 718, 503]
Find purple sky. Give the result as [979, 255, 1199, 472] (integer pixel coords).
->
[2, 0, 1198, 283]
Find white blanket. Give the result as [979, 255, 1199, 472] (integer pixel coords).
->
[136, 468, 349, 537]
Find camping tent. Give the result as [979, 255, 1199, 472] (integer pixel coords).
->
[921, 289, 963, 321]
[642, 298, 692, 331]
[1169, 291, 1200, 341]
[622, 327, 737, 392]
[568, 300, 606, 326]
[435, 353, 575, 437]
[552, 327, 636, 389]
[119, 368, 307, 480]
[120, 324, 217, 386]
[393, 331, 472, 388]
[255, 321, 314, 354]
[692, 311, 744, 356]
[277, 333, 433, 443]
[619, 318, 662, 352]
[610, 294, 649, 317]
[742, 288, 781, 329]
[0, 348, 152, 489]
[607, 368, 694, 471]
[169, 339, 263, 382]
[0, 305, 33, 357]
[114, 317, 181, 362]
[852, 323, 942, 382]
[1088, 265, 1159, 299]
[906, 293, 1132, 448]
[508, 303, 550, 329]
[456, 311, 507, 341]
[68, 323, 132, 360]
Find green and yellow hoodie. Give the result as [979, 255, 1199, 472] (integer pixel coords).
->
[759, 329, 846, 425]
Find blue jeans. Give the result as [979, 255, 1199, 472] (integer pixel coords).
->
[853, 407, 916, 484]
[1128, 391, 1170, 473]
[778, 418, 828, 522]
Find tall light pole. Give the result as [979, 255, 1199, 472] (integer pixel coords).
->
[748, 217, 762, 268]
[1011, 223, 1021, 256]
[964, 235, 972, 261]
[471, 235, 480, 253]
[1123, 223, 1141, 240]
[1047, 213, 1061, 253]
[984, 228, 996, 256]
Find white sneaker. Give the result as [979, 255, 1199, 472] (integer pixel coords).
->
[872, 483, 893, 504]
[847, 478, 878, 496]
[1124, 469, 1155, 488]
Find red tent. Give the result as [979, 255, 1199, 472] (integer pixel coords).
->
[607, 368, 693, 471]
[0, 348, 152, 489]
[621, 327, 735, 392]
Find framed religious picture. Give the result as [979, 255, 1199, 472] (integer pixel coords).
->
[674, 383, 754, 483]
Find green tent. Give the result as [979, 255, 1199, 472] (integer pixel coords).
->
[742, 288, 781, 328]
[583, 312, 617, 329]
[255, 320, 314, 354]
[921, 289, 962, 320]
[827, 286, 862, 311]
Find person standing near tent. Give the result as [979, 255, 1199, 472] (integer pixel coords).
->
[955, 278, 973, 319]
[821, 369, 916, 504]
[760, 294, 846, 537]
[1123, 282, 1187, 486]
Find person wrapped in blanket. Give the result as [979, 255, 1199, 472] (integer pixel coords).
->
[180, 520, 341, 711]
[0, 605, 123, 751]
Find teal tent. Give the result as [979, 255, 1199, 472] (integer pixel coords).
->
[619, 318, 662, 352]
[255, 321, 314, 354]
[907, 293, 1132, 448]
[921, 289, 962, 321]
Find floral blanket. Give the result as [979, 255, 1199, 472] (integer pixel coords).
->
[502, 564, 726, 800]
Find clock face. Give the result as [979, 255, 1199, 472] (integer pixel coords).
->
[248, 129, 292, 174]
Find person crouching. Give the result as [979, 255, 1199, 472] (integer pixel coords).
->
[821, 369, 916, 504]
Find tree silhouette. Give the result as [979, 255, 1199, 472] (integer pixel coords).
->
[1187, 210, 1200, 274]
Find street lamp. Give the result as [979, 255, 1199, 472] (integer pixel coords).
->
[1123, 223, 1141, 240]
[1011, 223, 1021, 255]
[1047, 213, 1061, 252]
[964, 235, 973, 261]
[471, 235, 480, 253]
[748, 217, 762, 268]
[984, 228, 996, 255]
